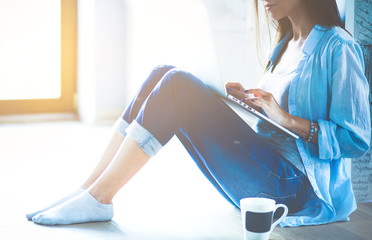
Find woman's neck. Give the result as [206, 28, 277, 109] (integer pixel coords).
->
[287, 5, 316, 42]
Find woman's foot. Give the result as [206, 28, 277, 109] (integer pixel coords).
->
[32, 191, 114, 225]
[26, 187, 84, 221]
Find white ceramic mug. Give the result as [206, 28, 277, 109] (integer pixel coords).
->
[240, 197, 288, 240]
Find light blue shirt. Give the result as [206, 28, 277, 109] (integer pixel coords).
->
[270, 25, 371, 227]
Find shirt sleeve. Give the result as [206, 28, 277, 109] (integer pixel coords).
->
[317, 40, 371, 160]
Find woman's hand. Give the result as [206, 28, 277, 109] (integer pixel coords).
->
[225, 82, 260, 111]
[225, 84, 288, 125]
[225, 85, 318, 143]
[225, 82, 246, 100]
[244, 89, 290, 126]
[245, 88, 319, 143]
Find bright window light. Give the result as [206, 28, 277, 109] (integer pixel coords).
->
[0, 0, 61, 100]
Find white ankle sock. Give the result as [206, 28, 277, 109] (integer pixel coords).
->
[26, 187, 84, 221]
[32, 191, 113, 225]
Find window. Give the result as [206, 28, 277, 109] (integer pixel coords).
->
[0, 0, 77, 114]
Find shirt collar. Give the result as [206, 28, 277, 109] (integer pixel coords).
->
[301, 25, 328, 56]
[269, 24, 328, 67]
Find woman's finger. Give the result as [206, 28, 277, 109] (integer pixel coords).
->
[241, 93, 256, 99]
[244, 88, 269, 97]
[226, 82, 244, 91]
[244, 97, 263, 107]
[229, 89, 246, 100]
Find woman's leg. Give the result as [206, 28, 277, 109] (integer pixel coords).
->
[132, 69, 307, 210]
[81, 65, 176, 189]
[124, 68, 310, 211]
[27, 65, 175, 221]
[32, 68, 309, 225]
[81, 132, 124, 189]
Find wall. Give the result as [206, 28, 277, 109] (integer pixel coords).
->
[77, 0, 127, 124]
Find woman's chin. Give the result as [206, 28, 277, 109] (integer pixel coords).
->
[267, 12, 284, 22]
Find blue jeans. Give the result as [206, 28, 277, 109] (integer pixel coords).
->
[114, 65, 313, 213]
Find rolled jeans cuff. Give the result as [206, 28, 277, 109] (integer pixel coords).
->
[113, 117, 130, 137]
[125, 120, 163, 157]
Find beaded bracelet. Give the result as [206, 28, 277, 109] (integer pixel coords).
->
[307, 121, 318, 142]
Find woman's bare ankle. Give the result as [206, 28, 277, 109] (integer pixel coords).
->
[89, 188, 113, 204]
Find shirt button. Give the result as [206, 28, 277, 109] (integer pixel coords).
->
[304, 161, 310, 166]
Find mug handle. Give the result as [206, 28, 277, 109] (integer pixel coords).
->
[271, 204, 288, 230]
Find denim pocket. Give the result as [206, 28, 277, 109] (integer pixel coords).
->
[262, 157, 304, 180]
[265, 168, 303, 180]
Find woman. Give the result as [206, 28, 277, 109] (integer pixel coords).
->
[27, 0, 370, 227]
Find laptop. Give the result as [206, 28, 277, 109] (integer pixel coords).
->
[186, 57, 299, 140]
[222, 93, 299, 139]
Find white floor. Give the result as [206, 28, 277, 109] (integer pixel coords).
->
[0, 121, 256, 240]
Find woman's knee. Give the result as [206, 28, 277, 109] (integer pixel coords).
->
[160, 68, 203, 92]
[138, 65, 177, 93]
[152, 64, 176, 75]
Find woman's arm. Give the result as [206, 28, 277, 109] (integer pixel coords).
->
[225, 83, 319, 143]
[243, 88, 319, 143]
[315, 40, 370, 159]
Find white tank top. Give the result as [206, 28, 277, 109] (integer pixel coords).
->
[256, 68, 305, 174]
